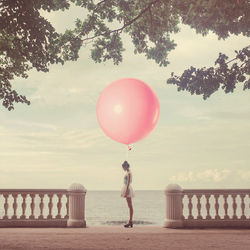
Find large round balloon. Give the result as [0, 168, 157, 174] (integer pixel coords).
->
[96, 78, 160, 145]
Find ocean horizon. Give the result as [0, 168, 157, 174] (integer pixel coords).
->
[85, 190, 165, 226]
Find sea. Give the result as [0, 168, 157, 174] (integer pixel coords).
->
[85, 191, 165, 226]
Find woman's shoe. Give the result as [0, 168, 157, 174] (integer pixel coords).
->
[124, 221, 133, 228]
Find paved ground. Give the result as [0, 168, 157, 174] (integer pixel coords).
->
[0, 226, 250, 250]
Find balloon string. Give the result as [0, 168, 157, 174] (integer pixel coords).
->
[125, 144, 132, 160]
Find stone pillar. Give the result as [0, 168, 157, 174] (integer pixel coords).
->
[67, 183, 87, 228]
[164, 184, 184, 228]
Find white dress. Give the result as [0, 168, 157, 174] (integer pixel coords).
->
[121, 171, 135, 198]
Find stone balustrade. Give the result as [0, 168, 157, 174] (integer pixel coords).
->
[164, 184, 250, 228]
[1, 183, 249, 228]
[0, 183, 86, 227]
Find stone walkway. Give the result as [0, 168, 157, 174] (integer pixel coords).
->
[0, 226, 250, 250]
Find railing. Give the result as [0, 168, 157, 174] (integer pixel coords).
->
[2, 183, 248, 228]
[164, 184, 250, 228]
[0, 183, 86, 228]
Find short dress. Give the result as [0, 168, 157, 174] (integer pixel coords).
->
[120, 171, 135, 198]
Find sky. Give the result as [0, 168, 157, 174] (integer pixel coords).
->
[0, 5, 249, 190]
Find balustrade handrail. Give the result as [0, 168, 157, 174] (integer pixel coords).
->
[183, 189, 250, 194]
[0, 189, 67, 194]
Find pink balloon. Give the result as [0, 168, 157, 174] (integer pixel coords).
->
[96, 78, 160, 145]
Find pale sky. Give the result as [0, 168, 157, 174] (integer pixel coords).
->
[0, 6, 249, 190]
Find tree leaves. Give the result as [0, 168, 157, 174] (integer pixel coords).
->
[175, 0, 250, 39]
[167, 46, 250, 99]
[0, 0, 249, 110]
[0, 0, 65, 110]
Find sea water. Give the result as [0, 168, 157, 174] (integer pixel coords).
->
[85, 191, 165, 226]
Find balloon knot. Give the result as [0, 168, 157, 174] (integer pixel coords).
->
[127, 145, 132, 151]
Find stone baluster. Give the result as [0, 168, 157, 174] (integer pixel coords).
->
[47, 193, 53, 219]
[12, 193, 18, 219]
[29, 194, 35, 219]
[240, 194, 246, 220]
[188, 194, 194, 219]
[232, 194, 238, 219]
[3, 194, 9, 219]
[20, 193, 27, 219]
[181, 194, 185, 220]
[38, 193, 44, 219]
[64, 194, 69, 219]
[214, 194, 220, 220]
[56, 194, 62, 219]
[164, 184, 184, 228]
[223, 194, 229, 219]
[196, 194, 202, 219]
[67, 183, 87, 228]
[205, 194, 211, 219]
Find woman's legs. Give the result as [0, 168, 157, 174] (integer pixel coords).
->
[126, 197, 133, 221]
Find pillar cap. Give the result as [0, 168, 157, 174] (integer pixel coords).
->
[165, 184, 183, 193]
[68, 183, 87, 193]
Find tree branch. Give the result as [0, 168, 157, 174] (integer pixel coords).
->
[167, 45, 250, 99]
[81, 0, 161, 43]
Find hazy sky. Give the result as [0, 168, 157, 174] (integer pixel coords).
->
[0, 5, 249, 190]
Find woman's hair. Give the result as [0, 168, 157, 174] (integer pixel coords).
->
[122, 160, 130, 168]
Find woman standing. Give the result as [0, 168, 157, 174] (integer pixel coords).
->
[121, 160, 135, 228]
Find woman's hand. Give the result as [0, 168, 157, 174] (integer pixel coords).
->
[125, 189, 129, 197]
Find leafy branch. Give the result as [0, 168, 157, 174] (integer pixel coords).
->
[167, 45, 250, 99]
[80, 0, 161, 44]
[1, 0, 249, 110]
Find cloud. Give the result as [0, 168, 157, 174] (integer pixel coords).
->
[169, 169, 232, 183]
[0, 125, 107, 157]
[6, 120, 58, 131]
[208, 110, 250, 121]
[237, 170, 250, 181]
